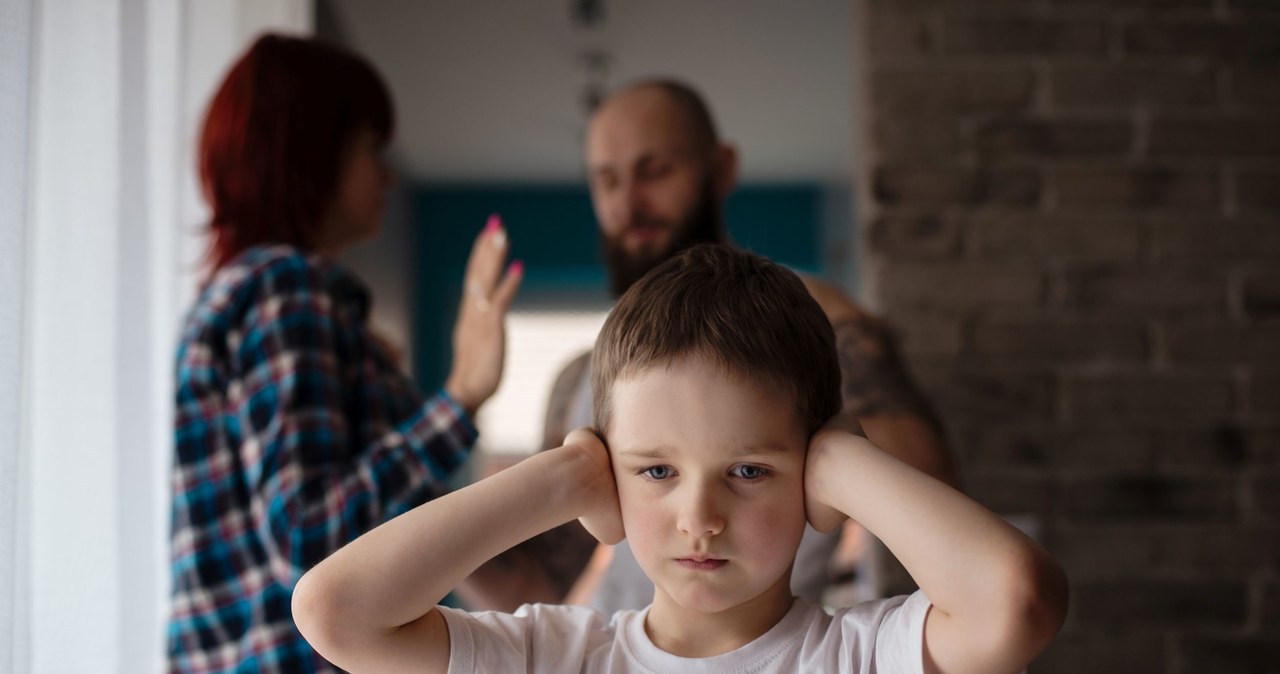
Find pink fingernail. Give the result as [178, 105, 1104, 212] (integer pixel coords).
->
[485, 213, 502, 234]
[509, 260, 524, 276]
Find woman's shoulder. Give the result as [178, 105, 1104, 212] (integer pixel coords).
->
[211, 244, 331, 293]
[186, 245, 340, 327]
[205, 244, 368, 309]
[183, 245, 371, 347]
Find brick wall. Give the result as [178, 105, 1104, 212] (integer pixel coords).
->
[854, 1, 1280, 671]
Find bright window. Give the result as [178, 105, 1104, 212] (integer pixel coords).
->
[474, 309, 609, 456]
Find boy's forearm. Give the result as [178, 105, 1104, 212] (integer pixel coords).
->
[810, 433, 1064, 628]
[859, 415, 957, 488]
[296, 447, 590, 635]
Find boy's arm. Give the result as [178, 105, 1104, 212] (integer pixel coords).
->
[806, 417, 1067, 674]
[292, 429, 623, 674]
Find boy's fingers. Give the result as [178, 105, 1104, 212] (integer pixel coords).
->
[564, 426, 604, 453]
[822, 411, 864, 436]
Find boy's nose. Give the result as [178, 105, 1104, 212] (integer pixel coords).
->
[676, 484, 726, 538]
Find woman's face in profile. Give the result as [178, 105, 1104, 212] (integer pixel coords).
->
[323, 127, 394, 253]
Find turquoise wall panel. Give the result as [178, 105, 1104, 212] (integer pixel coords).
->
[412, 183, 827, 389]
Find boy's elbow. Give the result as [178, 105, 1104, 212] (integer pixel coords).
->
[292, 570, 347, 659]
[993, 547, 1069, 656]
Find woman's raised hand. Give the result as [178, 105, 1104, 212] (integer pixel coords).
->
[445, 214, 523, 417]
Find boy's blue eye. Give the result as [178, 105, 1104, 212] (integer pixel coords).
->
[732, 465, 769, 480]
[642, 465, 673, 480]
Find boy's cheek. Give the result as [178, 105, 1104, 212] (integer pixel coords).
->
[614, 481, 649, 524]
[618, 501, 667, 557]
[738, 502, 806, 557]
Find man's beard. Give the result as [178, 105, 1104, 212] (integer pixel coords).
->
[602, 177, 723, 298]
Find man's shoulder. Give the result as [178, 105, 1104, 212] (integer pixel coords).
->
[553, 349, 593, 383]
[542, 349, 595, 450]
[547, 349, 593, 407]
[797, 274, 878, 325]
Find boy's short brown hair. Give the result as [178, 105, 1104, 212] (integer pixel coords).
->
[592, 244, 841, 437]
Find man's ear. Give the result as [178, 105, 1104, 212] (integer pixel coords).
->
[711, 143, 739, 200]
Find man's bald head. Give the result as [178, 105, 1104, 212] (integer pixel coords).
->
[590, 79, 720, 155]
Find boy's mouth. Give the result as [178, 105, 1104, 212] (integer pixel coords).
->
[676, 557, 728, 571]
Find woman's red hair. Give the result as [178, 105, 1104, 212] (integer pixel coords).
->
[198, 33, 395, 273]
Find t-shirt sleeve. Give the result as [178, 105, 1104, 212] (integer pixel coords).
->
[871, 590, 931, 673]
[437, 603, 608, 674]
[831, 590, 931, 673]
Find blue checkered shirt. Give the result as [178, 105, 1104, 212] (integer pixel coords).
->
[168, 245, 477, 673]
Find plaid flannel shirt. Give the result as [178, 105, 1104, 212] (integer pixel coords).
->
[168, 245, 477, 673]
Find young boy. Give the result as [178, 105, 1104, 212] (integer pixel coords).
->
[293, 244, 1068, 673]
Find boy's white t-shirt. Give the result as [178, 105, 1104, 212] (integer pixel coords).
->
[438, 590, 931, 673]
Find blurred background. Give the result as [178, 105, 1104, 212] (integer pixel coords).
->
[2, 0, 1278, 672]
[319, 0, 857, 457]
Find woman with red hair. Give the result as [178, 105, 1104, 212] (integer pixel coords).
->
[168, 34, 520, 673]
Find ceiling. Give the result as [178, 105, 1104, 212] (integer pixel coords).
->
[324, 0, 856, 182]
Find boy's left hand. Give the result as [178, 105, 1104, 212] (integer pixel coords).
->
[804, 413, 867, 532]
[563, 427, 626, 545]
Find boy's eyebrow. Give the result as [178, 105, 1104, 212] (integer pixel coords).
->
[615, 446, 674, 460]
[614, 443, 792, 460]
[732, 443, 791, 457]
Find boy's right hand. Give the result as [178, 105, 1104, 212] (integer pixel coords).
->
[804, 413, 868, 532]
[563, 427, 625, 545]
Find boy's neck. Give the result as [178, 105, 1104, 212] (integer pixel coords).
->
[643, 574, 796, 658]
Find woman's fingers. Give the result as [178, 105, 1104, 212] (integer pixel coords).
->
[461, 214, 520, 316]
[491, 260, 524, 315]
[463, 214, 508, 311]
[445, 215, 521, 415]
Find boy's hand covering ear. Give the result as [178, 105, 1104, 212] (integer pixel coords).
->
[565, 427, 626, 545]
[804, 413, 867, 533]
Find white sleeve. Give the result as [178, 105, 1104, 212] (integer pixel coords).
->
[870, 590, 931, 673]
[828, 590, 932, 673]
[437, 603, 607, 674]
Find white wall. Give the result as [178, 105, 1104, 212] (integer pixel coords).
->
[4, 2, 312, 672]
[326, 0, 855, 183]
[1, 0, 35, 670]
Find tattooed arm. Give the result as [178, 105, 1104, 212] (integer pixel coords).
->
[802, 277, 957, 488]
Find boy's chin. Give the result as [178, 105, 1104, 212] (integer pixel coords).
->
[657, 573, 793, 616]
[666, 588, 744, 615]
